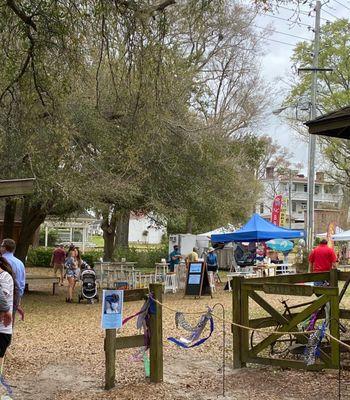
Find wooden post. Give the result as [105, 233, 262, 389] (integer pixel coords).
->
[329, 270, 340, 368]
[104, 329, 116, 390]
[149, 283, 163, 382]
[329, 268, 338, 287]
[232, 276, 244, 368]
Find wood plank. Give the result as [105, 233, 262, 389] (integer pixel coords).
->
[247, 272, 330, 284]
[115, 335, 144, 350]
[243, 355, 326, 371]
[338, 271, 350, 282]
[123, 288, 148, 302]
[249, 291, 289, 326]
[149, 283, 163, 383]
[263, 283, 314, 296]
[232, 276, 244, 368]
[330, 292, 340, 368]
[0, 178, 34, 197]
[104, 329, 116, 390]
[250, 295, 330, 356]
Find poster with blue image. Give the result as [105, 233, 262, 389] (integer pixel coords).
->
[101, 289, 124, 329]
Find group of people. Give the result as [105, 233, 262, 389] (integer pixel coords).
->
[50, 243, 85, 303]
[168, 245, 218, 272]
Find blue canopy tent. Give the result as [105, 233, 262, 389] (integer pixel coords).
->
[211, 213, 304, 243]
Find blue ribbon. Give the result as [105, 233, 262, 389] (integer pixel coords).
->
[167, 317, 214, 348]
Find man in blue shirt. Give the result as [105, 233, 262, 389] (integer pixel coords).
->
[1, 238, 26, 298]
[169, 245, 182, 272]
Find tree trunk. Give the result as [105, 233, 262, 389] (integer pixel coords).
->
[3, 198, 17, 239]
[115, 210, 130, 249]
[101, 207, 118, 261]
[15, 198, 47, 262]
[186, 214, 193, 233]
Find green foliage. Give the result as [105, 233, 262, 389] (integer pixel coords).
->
[114, 245, 168, 269]
[39, 229, 59, 247]
[26, 247, 103, 267]
[27, 247, 53, 267]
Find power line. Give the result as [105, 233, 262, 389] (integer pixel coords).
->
[264, 37, 299, 47]
[333, 0, 350, 11]
[260, 13, 312, 28]
[322, 8, 339, 19]
[253, 24, 312, 41]
[278, 5, 331, 22]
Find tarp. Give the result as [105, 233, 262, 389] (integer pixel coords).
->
[332, 230, 350, 241]
[211, 213, 304, 243]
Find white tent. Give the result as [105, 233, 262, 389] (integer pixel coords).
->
[333, 230, 350, 241]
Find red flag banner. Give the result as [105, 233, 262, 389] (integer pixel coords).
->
[271, 195, 283, 226]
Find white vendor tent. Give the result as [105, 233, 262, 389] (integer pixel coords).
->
[333, 230, 350, 241]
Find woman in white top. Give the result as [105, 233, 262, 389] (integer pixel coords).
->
[0, 257, 14, 359]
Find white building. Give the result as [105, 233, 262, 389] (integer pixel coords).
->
[258, 167, 343, 230]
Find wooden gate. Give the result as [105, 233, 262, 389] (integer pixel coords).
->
[232, 270, 341, 370]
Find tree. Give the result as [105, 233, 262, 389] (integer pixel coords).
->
[285, 19, 350, 188]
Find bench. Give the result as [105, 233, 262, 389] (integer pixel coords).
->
[25, 276, 60, 295]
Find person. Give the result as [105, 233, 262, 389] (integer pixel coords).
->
[50, 244, 66, 286]
[206, 247, 218, 272]
[104, 293, 120, 314]
[0, 238, 25, 298]
[65, 245, 80, 303]
[0, 256, 16, 359]
[309, 239, 337, 274]
[169, 245, 182, 272]
[186, 247, 199, 266]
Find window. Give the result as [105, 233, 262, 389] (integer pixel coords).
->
[303, 184, 308, 192]
[260, 203, 264, 214]
[301, 202, 307, 209]
[315, 185, 320, 194]
[292, 201, 296, 212]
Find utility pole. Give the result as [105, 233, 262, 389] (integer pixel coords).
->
[288, 170, 292, 229]
[306, 0, 321, 250]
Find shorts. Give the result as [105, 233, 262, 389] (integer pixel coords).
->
[66, 268, 80, 280]
[54, 263, 64, 273]
[0, 333, 11, 357]
[207, 265, 218, 273]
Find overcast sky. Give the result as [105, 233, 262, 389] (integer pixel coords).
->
[252, 0, 348, 170]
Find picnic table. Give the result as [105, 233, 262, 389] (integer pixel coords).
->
[25, 275, 60, 295]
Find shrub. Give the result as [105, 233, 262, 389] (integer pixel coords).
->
[114, 244, 168, 269]
[26, 247, 103, 267]
[27, 247, 53, 267]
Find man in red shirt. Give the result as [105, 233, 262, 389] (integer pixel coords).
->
[309, 239, 337, 273]
[50, 244, 66, 286]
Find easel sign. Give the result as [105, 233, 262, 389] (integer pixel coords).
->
[184, 261, 212, 298]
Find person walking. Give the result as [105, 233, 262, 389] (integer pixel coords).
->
[0, 239, 25, 298]
[65, 245, 80, 303]
[50, 244, 66, 286]
[206, 247, 218, 272]
[309, 239, 337, 274]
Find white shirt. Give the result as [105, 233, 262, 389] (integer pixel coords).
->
[0, 271, 13, 334]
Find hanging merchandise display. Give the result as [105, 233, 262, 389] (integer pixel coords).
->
[168, 308, 214, 348]
[304, 321, 327, 366]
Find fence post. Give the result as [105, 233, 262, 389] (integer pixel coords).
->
[329, 269, 340, 368]
[104, 328, 116, 390]
[149, 283, 163, 382]
[232, 276, 244, 368]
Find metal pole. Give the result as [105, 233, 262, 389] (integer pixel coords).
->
[307, 0, 321, 250]
[288, 171, 292, 229]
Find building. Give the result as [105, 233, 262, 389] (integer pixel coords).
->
[258, 167, 344, 231]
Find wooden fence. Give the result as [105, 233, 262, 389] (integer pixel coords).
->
[232, 270, 350, 370]
[104, 283, 163, 389]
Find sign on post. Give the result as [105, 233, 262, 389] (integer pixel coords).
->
[101, 290, 124, 329]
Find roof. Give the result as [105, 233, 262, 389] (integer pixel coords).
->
[305, 106, 350, 139]
[211, 213, 304, 243]
[0, 178, 35, 197]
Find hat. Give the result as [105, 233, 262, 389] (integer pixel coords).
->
[208, 247, 215, 252]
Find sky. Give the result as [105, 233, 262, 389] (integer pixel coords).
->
[252, 0, 348, 170]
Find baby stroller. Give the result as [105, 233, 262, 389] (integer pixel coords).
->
[78, 262, 99, 304]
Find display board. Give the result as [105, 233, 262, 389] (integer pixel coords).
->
[184, 261, 212, 298]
